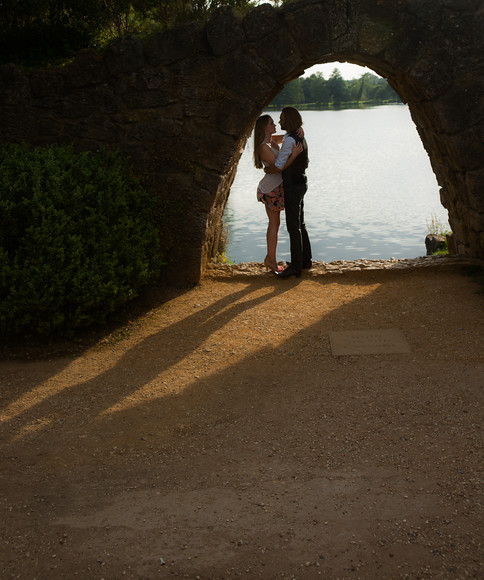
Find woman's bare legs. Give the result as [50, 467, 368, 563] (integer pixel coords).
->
[264, 206, 281, 272]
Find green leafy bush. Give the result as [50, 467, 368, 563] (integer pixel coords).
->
[0, 143, 162, 338]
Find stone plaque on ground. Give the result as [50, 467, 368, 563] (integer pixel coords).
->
[328, 328, 411, 356]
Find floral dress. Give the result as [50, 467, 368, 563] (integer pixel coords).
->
[257, 144, 285, 211]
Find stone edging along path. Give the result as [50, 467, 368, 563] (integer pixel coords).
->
[205, 255, 483, 279]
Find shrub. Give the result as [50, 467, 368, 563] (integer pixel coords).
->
[0, 143, 162, 338]
[426, 214, 450, 236]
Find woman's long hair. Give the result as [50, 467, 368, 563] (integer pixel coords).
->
[253, 115, 272, 169]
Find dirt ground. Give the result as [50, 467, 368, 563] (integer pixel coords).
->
[0, 260, 483, 579]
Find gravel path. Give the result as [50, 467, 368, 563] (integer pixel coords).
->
[1, 258, 483, 579]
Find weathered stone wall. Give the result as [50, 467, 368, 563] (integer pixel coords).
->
[0, 0, 482, 285]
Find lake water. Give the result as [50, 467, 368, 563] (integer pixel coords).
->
[223, 105, 449, 264]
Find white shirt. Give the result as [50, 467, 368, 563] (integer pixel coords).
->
[274, 134, 295, 170]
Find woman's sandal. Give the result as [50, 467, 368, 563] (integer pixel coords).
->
[264, 258, 283, 273]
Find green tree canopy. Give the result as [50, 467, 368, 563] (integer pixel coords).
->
[327, 68, 351, 106]
[267, 68, 401, 108]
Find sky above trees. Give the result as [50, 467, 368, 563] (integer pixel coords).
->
[303, 62, 374, 80]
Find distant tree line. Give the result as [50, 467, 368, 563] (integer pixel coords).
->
[270, 69, 401, 108]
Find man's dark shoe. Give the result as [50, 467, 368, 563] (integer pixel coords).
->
[276, 265, 301, 278]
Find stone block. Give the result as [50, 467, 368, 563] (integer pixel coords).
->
[251, 25, 303, 83]
[30, 70, 65, 106]
[104, 36, 145, 76]
[0, 105, 38, 142]
[145, 22, 205, 66]
[281, 3, 331, 61]
[466, 169, 484, 211]
[206, 7, 244, 56]
[190, 128, 236, 173]
[408, 49, 454, 100]
[34, 117, 64, 138]
[432, 83, 483, 134]
[124, 86, 177, 110]
[66, 49, 106, 88]
[62, 85, 118, 118]
[327, 0, 354, 39]
[451, 219, 470, 246]
[380, 8, 440, 74]
[0, 64, 30, 104]
[218, 50, 276, 99]
[444, 128, 484, 172]
[480, 233, 484, 259]
[124, 116, 182, 142]
[214, 94, 253, 137]
[359, 15, 394, 56]
[243, 3, 279, 42]
[467, 209, 484, 232]
[80, 118, 124, 142]
[469, 231, 484, 258]
[446, 233, 457, 255]
[120, 68, 180, 109]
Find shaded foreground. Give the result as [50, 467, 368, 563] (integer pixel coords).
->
[0, 260, 483, 579]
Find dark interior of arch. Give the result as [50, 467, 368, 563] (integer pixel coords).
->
[0, 0, 482, 285]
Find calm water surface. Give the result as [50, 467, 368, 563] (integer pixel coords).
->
[223, 105, 449, 263]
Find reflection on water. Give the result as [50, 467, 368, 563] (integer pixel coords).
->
[223, 105, 449, 263]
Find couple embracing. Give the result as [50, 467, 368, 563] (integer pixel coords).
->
[253, 107, 312, 278]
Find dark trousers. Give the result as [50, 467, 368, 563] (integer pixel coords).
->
[284, 180, 312, 270]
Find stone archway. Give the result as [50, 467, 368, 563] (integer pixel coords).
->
[0, 0, 482, 285]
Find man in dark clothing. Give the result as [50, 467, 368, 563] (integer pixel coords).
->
[272, 107, 312, 278]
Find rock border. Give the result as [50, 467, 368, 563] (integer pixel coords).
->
[205, 255, 482, 279]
